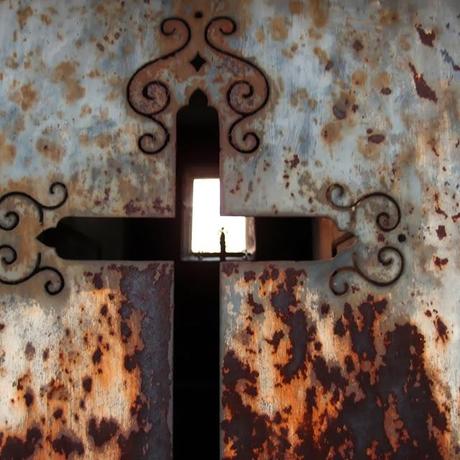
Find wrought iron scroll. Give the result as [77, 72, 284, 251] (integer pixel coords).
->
[127, 14, 270, 155]
[0, 182, 68, 295]
[127, 18, 191, 154]
[205, 16, 270, 154]
[326, 183, 404, 295]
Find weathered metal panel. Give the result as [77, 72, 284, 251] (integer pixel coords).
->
[0, 0, 175, 217]
[0, 260, 173, 459]
[218, 0, 460, 220]
[218, 1, 460, 458]
[221, 261, 458, 459]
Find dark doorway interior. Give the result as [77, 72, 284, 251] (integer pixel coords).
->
[39, 89, 316, 459]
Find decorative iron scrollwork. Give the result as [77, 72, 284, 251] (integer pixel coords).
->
[329, 247, 405, 296]
[326, 183, 404, 295]
[127, 17, 191, 154]
[127, 14, 270, 155]
[326, 183, 401, 232]
[0, 182, 68, 295]
[205, 16, 270, 154]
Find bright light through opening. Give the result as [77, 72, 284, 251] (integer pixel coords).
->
[191, 178, 247, 254]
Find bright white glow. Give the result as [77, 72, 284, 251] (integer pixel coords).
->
[191, 178, 247, 253]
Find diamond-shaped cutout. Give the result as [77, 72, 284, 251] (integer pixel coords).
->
[190, 52, 207, 72]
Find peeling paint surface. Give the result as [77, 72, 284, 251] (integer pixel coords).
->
[0, 262, 173, 459]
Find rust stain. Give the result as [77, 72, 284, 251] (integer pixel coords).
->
[379, 9, 399, 26]
[10, 83, 38, 111]
[313, 47, 333, 72]
[368, 133, 385, 144]
[436, 225, 447, 240]
[222, 265, 451, 459]
[321, 121, 342, 144]
[40, 13, 52, 26]
[0, 133, 16, 164]
[416, 24, 436, 47]
[351, 69, 367, 87]
[331, 91, 357, 121]
[255, 27, 265, 44]
[0, 263, 172, 459]
[408, 62, 438, 103]
[435, 317, 449, 343]
[270, 17, 288, 41]
[36, 137, 65, 162]
[433, 256, 448, 269]
[308, 0, 329, 28]
[52, 61, 86, 104]
[289, 1, 304, 15]
[17, 6, 33, 30]
[434, 193, 448, 218]
[352, 39, 363, 52]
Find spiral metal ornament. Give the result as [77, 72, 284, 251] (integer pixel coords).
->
[326, 183, 404, 295]
[0, 182, 68, 295]
[127, 17, 191, 154]
[329, 246, 404, 296]
[205, 16, 270, 154]
[326, 183, 401, 232]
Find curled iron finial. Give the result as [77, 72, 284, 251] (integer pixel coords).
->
[0, 246, 64, 295]
[326, 183, 401, 231]
[0, 183, 67, 295]
[329, 246, 404, 295]
[205, 16, 270, 154]
[127, 17, 191, 154]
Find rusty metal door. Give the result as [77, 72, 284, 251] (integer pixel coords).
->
[0, 2, 174, 458]
[1, 1, 459, 459]
[218, 1, 460, 459]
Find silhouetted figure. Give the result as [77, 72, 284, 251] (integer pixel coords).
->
[220, 227, 226, 261]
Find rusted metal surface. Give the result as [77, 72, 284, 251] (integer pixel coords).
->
[221, 262, 458, 459]
[0, 1, 176, 217]
[0, 1, 459, 459]
[0, 261, 173, 459]
[218, 1, 460, 458]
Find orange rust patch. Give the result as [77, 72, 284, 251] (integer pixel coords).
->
[358, 135, 384, 159]
[313, 47, 332, 71]
[0, 133, 17, 164]
[36, 137, 65, 162]
[308, 0, 329, 28]
[290, 88, 316, 109]
[289, 1, 304, 14]
[11, 83, 38, 111]
[80, 105, 92, 117]
[270, 17, 288, 41]
[351, 69, 367, 87]
[255, 27, 265, 44]
[17, 6, 33, 29]
[52, 61, 86, 104]
[373, 72, 392, 94]
[321, 121, 342, 145]
[379, 9, 399, 26]
[40, 13, 52, 25]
